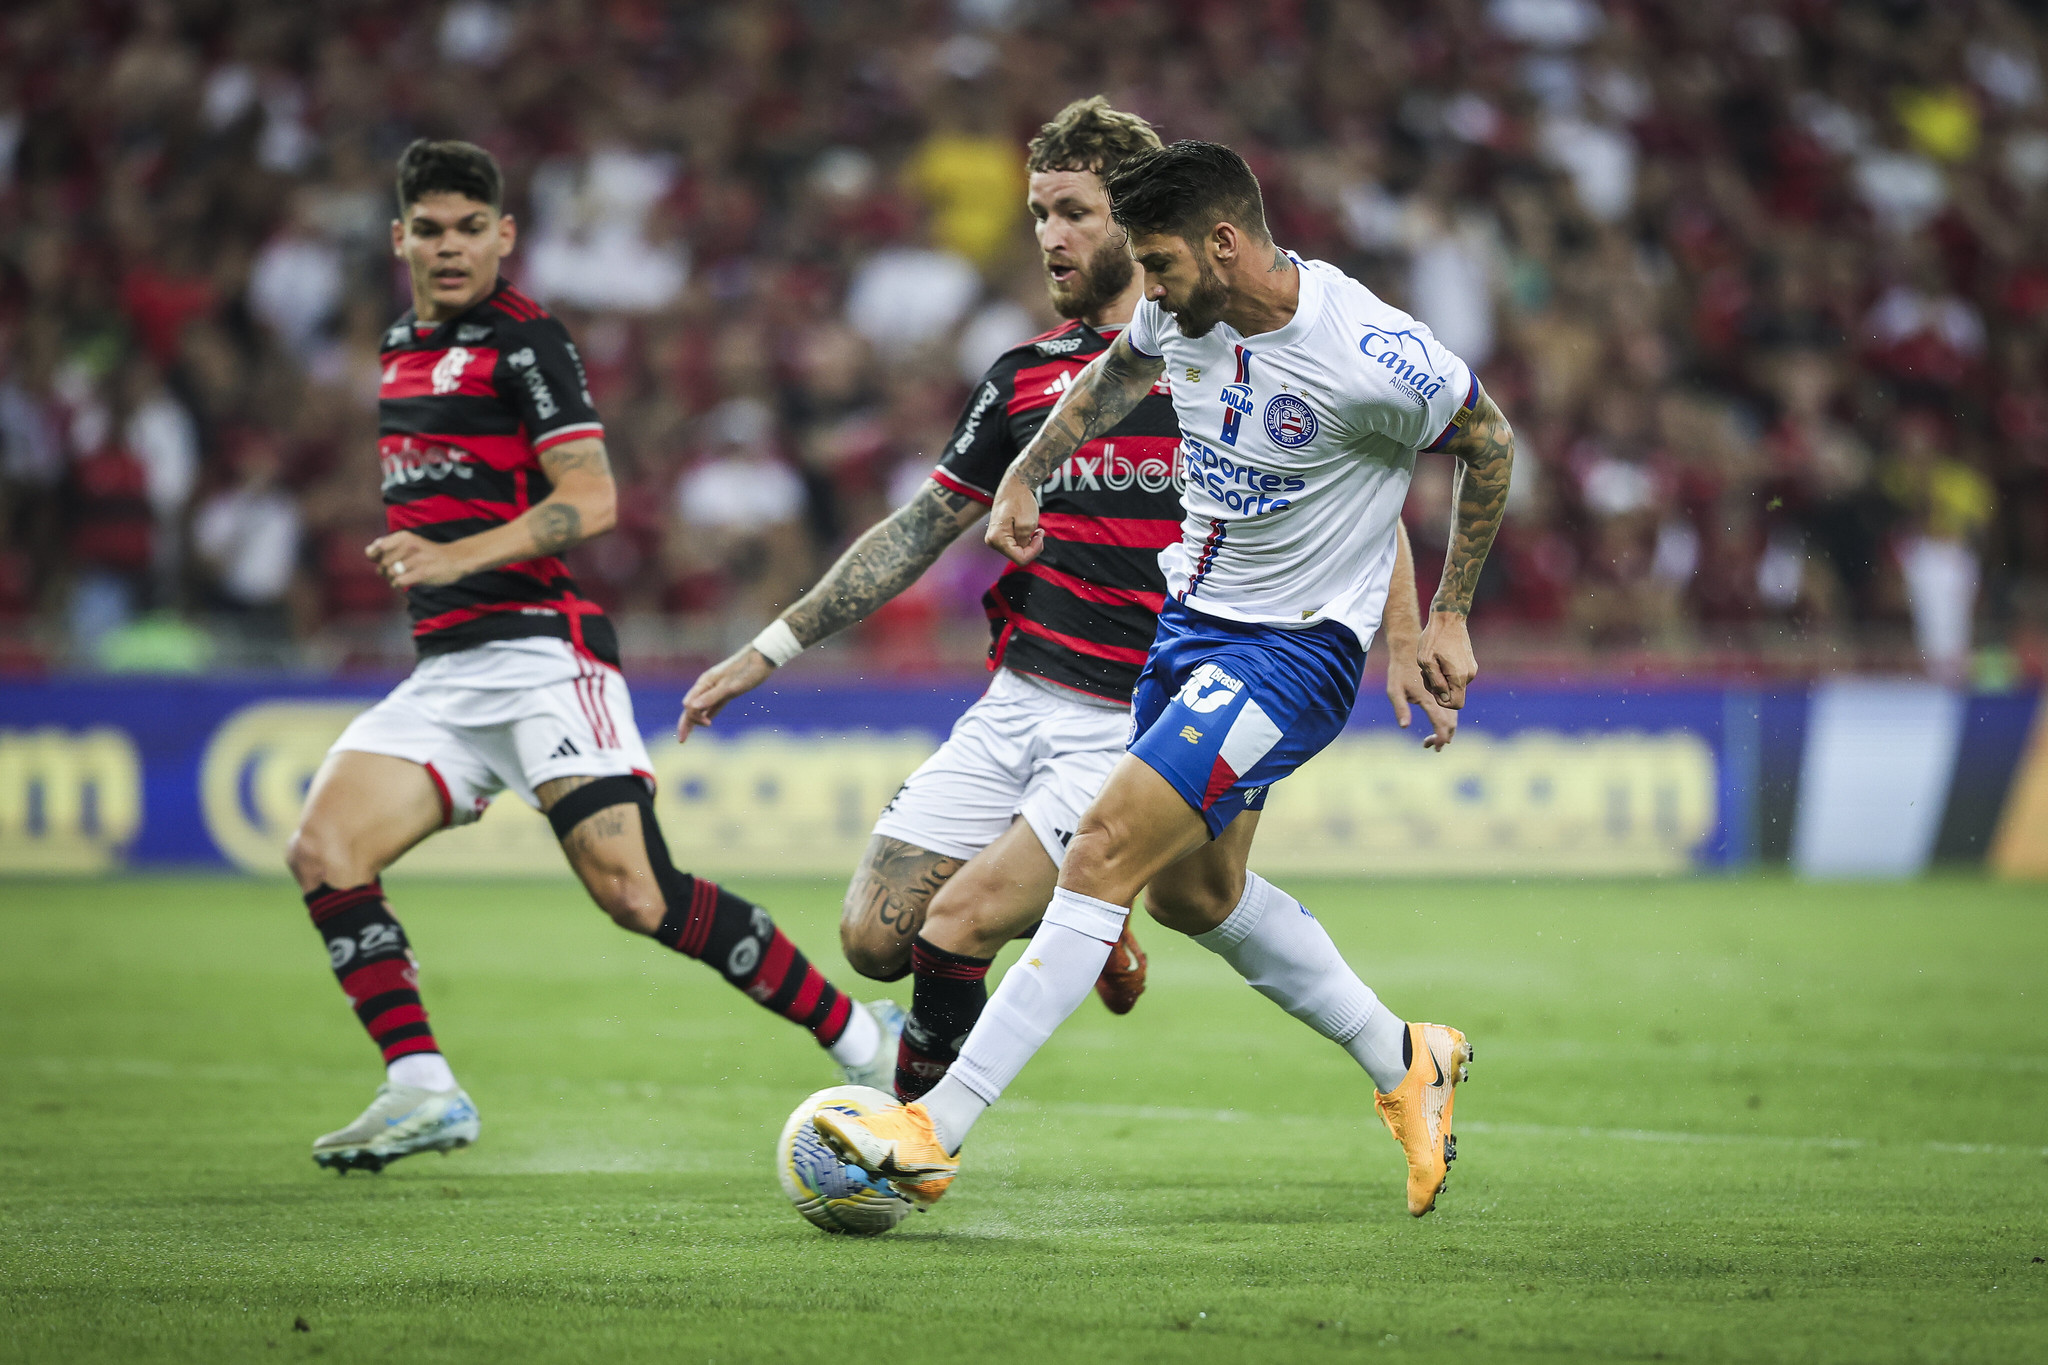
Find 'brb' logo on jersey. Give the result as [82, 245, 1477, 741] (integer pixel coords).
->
[431, 346, 475, 395]
[1218, 345, 1254, 446]
[1358, 326, 1448, 400]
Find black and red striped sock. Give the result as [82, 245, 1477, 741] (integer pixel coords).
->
[896, 936, 993, 1101]
[652, 877, 853, 1047]
[305, 882, 442, 1064]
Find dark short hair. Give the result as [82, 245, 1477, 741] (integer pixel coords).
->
[395, 139, 503, 213]
[1026, 96, 1163, 179]
[1104, 140, 1269, 245]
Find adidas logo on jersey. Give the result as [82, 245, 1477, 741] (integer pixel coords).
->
[1040, 371, 1074, 398]
[550, 737, 580, 758]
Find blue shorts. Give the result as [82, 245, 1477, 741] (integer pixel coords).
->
[1127, 599, 1366, 837]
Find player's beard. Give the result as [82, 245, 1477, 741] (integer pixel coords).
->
[1046, 236, 1135, 321]
[1169, 256, 1230, 338]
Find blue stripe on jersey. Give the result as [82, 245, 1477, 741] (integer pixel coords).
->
[1180, 516, 1228, 600]
[1218, 345, 1253, 447]
[1423, 371, 1480, 452]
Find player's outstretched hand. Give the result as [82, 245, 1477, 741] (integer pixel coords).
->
[366, 530, 468, 589]
[679, 645, 775, 742]
[986, 478, 1045, 566]
[1388, 653, 1456, 750]
[1417, 611, 1478, 710]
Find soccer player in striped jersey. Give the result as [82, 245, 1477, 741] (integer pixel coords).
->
[681, 101, 1454, 1105]
[813, 141, 1510, 1219]
[290, 140, 898, 1174]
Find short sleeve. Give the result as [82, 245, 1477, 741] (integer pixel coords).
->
[1126, 299, 1167, 358]
[931, 362, 1017, 504]
[1355, 322, 1475, 452]
[500, 318, 604, 453]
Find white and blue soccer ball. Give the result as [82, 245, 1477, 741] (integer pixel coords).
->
[776, 1085, 914, 1236]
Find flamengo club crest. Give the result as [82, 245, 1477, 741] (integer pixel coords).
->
[1263, 393, 1319, 448]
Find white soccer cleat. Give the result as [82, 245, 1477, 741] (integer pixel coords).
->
[837, 999, 906, 1091]
[312, 1083, 480, 1174]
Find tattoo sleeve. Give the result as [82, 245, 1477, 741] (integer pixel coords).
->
[1431, 387, 1515, 616]
[780, 480, 982, 647]
[842, 835, 968, 957]
[1003, 332, 1166, 489]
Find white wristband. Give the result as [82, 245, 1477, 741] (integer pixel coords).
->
[750, 619, 804, 668]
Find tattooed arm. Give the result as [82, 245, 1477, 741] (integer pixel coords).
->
[781, 481, 985, 646]
[367, 438, 617, 589]
[1417, 385, 1514, 708]
[986, 331, 1166, 565]
[679, 479, 986, 738]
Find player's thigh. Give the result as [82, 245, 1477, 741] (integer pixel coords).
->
[537, 775, 664, 934]
[289, 750, 446, 891]
[922, 817, 1060, 960]
[1059, 754, 1213, 907]
[1144, 810, 1261, 935]
[500, 657, 656, 809]
[847, 698, 1033, 977]
[840, 836, 968, 980]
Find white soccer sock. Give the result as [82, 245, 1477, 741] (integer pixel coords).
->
[826, 997, 882, 1068]
[926, 888, 1128, 1153]
[1191, 872, 1409, 1093]
[388, 1051, 458, 1092]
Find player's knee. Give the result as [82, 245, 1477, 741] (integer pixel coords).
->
[285, 822, 349, 890]
[838, 920, 909, 981]
[1143, 879, 1233, 935]
[593, 881, 665, 935]
[1058, 821, 1137, 904]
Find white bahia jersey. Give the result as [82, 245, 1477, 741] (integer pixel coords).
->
[1126, 255, 1476, 648]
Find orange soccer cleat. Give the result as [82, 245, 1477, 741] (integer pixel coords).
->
[812, 1099, 959, 1209]
[1093, 924, 1149, 1015]
[1374, 1021, 1473, 1217]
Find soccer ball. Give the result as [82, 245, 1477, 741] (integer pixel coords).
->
[776, 1085, 915, 1236]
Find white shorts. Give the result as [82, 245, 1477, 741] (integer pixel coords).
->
[871, 667, 1129, 868]
[332, 638, 655, 827]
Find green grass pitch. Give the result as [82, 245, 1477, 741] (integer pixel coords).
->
[2, 874, 2044, 1364]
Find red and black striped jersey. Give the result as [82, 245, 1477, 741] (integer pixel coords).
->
[933, 320, 1181, 701]
[377, 280, 618, 665]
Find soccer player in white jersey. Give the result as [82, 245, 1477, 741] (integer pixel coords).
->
[814, 140, 1515, 1218]
[681, 102, 1456, 1105]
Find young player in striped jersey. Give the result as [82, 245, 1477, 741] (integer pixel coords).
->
[814, 141, 1512, 1219]
[682, 102, 1454, 1104]
[289, 141, 898, 1174]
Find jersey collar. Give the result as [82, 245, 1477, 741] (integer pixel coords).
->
[1228, 251, 1320, 354]
[409, 278, 511, 341]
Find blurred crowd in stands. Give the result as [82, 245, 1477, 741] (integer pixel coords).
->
[3, 0, 2047, 681]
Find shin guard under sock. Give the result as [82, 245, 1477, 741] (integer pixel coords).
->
[1192, 872, 1408, 1092]
[651, 878, 853, 1045]
[934, 888, 1126, 1150]
[896, 937, 993, 1101]
[306, 882, 443, 1065]
[547, 777, 856, 1048]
